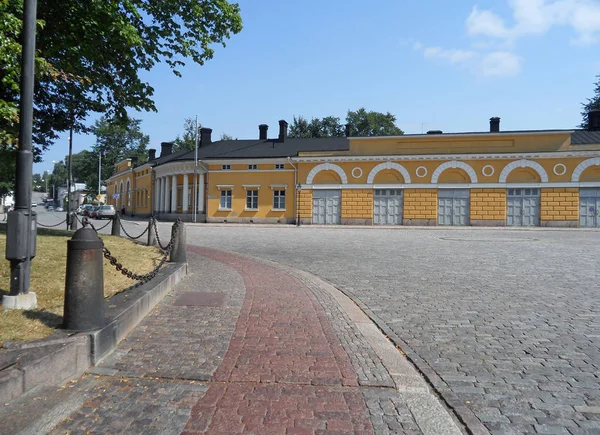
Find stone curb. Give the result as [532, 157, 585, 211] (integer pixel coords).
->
[0, 262, 187, 404]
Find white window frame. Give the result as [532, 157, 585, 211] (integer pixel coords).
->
[222, 164, 231, 170]
[275, 164, 285, 170]
[248, 164, 258, 170]
[273, 190, 286, 210]
[246, 189, 258, 210]
[219, 189, 232, 210]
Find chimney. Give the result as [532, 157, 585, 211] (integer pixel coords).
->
[278, 120, 288, 142]
[148, 148, 156, 161]
[131, 156, 138, 167]
[259, 124, 268, 140]
[589, 109, 600, 131]
[160, 142, 173, 157]
[490, 117, 500, 133]
[200, 127, 212, 146]
[345, 123, 351, 137]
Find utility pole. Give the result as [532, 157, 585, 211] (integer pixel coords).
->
[67, 125, 73, 229]
[98, 150, 101, 197]
[193, 115, 199, 223]
[4, 0, 38, 309]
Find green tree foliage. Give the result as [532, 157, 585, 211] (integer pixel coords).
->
[32, 173, 43, 191]
[0, 0, 242, 192]
[220, 133, 234, 141]
[581, 75, 600, 129]
[173, 117, 202, 152]
[288, 108, 404, 138]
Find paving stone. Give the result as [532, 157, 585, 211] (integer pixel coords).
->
[186, 226, 600, 435]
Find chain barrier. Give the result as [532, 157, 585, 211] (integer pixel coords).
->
[37, 218, 68, 228]
[94, 219, 113, 232]
[83, 217, 180, 284]
[119, 218, 150, 240]
[151, 218, 170, 251]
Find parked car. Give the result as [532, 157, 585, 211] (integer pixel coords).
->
[80, 204, 95, 216]
[47, 205, 54, 211]
[96, 205, 116, 219]
[90, 206, 100, 219]
[56, 207, 64, 212]
[31, 202, 37, 207]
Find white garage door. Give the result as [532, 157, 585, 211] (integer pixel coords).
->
[438, 189, 469, 226]
[580, 188, 600, 228]
[507, 188, 540, 227]
[373, 189, 403, 225]
[312, 190, 341, 225]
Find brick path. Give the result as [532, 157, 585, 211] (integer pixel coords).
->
[47, 247, 428, 434]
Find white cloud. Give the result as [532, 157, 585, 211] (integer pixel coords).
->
[423, 47, 477, 64]
[466, 0, 600, 45]
[480, 51, 523, 76]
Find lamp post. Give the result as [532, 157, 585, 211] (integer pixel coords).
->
[3, 0, 38, 309]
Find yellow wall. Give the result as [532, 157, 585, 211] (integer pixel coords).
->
[404, 189, 437, 220]
[470, 189, 506, 221]
[541, 188, 579, 222]
[341, 190, 373, 220]
[298, 190, 312, 219]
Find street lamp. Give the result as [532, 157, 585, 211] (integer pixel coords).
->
[4, 0, 38, 309]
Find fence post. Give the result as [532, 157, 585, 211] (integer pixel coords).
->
[147, 220, 156, 246]
[111, 214, 120, 236]
[169, 220, 187, 263]
[63, 227, 105, 331]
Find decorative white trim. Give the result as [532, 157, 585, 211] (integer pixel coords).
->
[242, 184, 261, 190]
[306, 162, 348, 184]
[270, 184, 288, 190]
[482, 165, 495, 177]
[292, 150, 600, 164]
[216, 184, 234, 189]
[349, 130, 572, 140]
[431, 161, 478, 183]
[210, 169, 295, 174]
[416, 166, 428, 178]
[366, 162, 411, 184]
[553, 164, 567, 176]
[498, 159, 549, 183]
[298, 181, 600, 190]
[271, 208, 286, 211]
[571, 157, 600, 182]
[352, 167, 363, 179]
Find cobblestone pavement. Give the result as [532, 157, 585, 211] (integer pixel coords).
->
[186, 225, 600, 435]
[48, 244, 427, 434]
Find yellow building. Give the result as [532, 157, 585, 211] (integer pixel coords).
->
[106, 113, 600, 227]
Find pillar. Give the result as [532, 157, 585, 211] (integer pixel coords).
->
[155, 177, 161, 214]
[198, 173, 205, 213]
[163, 177, 169, 213]
[182, 174, 189, 213]
[171, 175, 177, 213]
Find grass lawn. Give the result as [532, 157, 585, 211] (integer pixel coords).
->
[0, 226, 163, 346]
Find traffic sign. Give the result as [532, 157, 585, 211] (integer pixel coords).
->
[113, 193, 120, 199]
[96, 194, 102, 200]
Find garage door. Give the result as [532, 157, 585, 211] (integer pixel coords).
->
[507, 188, 540, 226]
[438, 189, 469, 226]
[312, 190, 341, 225]
[580, 188, 600, 228]
[374, 189, 403, 225]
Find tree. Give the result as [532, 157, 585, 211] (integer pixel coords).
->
[173, 117, 202, 152]
[581, 75, 600, 129]
[0, 0, 242, 164]
[288, 109, 404, 138]
[346, 108, 404, 137]
[32, 173, 44, 191]
[91, 116, 150, 190]
[220, 133, 234, 141]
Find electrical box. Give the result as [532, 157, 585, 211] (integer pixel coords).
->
[5, 210, 37, 261]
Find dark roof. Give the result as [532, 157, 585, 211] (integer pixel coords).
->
[173, 137, 350, 161]
[149, 148, 189, 165]
[571, 130, 600, 145]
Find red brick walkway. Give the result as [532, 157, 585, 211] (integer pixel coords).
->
[184, 247, 374, 434]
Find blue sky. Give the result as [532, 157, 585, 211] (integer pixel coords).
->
[35, 0, 600, 174]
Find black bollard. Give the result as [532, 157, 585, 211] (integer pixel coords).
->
[169, 220, 187, 263]
[63, 227, 105, 331]
[111, 214, 120, 236]
[147, 220, 156, 246]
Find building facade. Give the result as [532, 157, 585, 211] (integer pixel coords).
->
[106, 113, 600, 227]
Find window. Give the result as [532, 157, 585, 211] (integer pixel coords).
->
[273, 190, 286, 210]
[222, 164, 231, 170]
[275, 164, 285, 170]
[220, 190, 232, 209]
[246, 190, 258, 210]
[248, 164, 258, 170]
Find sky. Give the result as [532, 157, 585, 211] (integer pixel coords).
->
[34, 0, 600, 174]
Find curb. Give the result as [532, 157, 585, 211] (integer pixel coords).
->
[0, 262, 187, 404]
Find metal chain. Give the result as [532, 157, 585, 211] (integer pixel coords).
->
[101, 219, 180, 283]
[119, 218, 150, 240]
[95, 219, 113, 231]
[152, 218, 170, 251]
[37, 218, 67, 228]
